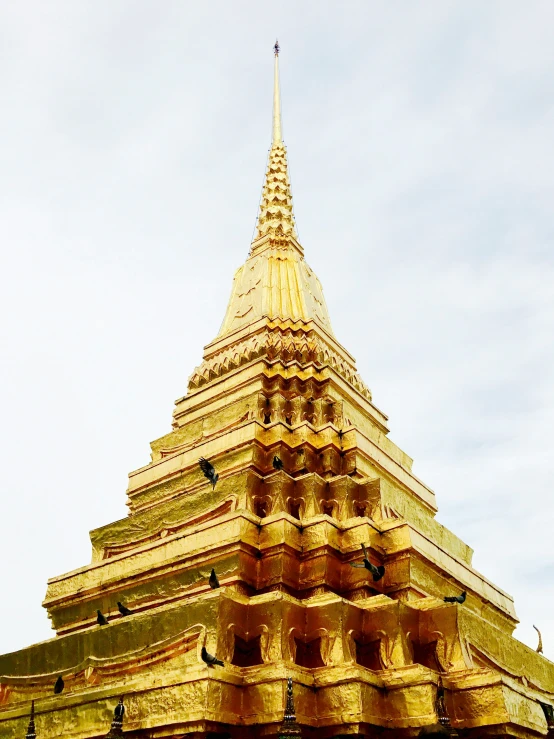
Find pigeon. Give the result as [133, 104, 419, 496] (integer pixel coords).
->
[54, 675, 64, 694]
[444, 591, 466, 604]
[201, 645, 224, 667]
[272, 455, 284, 471]
[199, 457, 219, 490]
[349, 543, 385, 582]
[533, 625, 543, 654]
[117, 601, 132, 616]
[97, 609, 109, 625]
[209, 568, 220, 589]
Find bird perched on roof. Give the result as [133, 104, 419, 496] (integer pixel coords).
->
[117, 601, 132, 616]
[209, 568, 220, 589]
[273, 455, 284, 471]
[54, 675, 64, 694]
[444, 591, 466, 604]
[199, 457, 219, 489]
[349, 543, 385, 582]
[201, 645, 224, 667]
[533, 625, 543, 654]
[97, 609, 109, 625]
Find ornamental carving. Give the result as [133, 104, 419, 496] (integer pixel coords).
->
[188, 324, 372, 401]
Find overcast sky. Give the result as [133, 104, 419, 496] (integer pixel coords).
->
[1, 1, 553, 660]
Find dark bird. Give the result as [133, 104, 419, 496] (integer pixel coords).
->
[444, 591, 466, 604]
[54, 675, 64, 694]
[117, 601, 132, 616]
[534, 625, 543, 654]
[97, 609, 109, 625]
[272, 455, 284, 471]
[199, 457, 219, 490]
[349, 543, 385, 582]
[201, 645, 224, 667]
[209, 568, 220, 589]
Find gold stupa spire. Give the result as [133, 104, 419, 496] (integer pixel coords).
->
[273, 40, 282, 143]
[213, 42, 335, 340]
[253, 40, 297, 245]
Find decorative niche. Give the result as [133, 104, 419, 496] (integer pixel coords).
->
[231, 634, 263, 668]
[354, 637, 383, 671]
[294, 637, 325, 668]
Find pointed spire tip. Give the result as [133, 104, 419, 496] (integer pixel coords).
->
[272, 40, 282, 143]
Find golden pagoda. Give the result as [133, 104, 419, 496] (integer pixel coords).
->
[1, 42, 553, 739]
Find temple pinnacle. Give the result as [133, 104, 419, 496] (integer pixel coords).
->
[251, 42, 297, 245]
[273, 40, 282, 144]
[213, 41, 336, 339]
[105, 697, 125, 738]
[278, 677, 302, 737]
[25, 701, 36, 739]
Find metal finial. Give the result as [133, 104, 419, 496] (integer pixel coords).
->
[272, 41, 282, 143]
[274, 39, 280, 56]
[26, 701, 36, 739]
[435, 684, 458, 738]
[279, 678, 301, 738]
[436, 686, 450, 729]
[284, 677, 296, 721]
[105, 697, 125, 738]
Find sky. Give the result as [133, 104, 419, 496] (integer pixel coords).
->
[0, 1, 553, 660]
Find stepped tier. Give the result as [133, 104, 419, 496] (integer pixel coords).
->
[188, 318, 371, 401]
[44, 478, 514, 637]
[1, 590, 551, 737]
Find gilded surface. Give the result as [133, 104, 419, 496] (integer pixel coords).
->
[1, 46, 553, 739]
